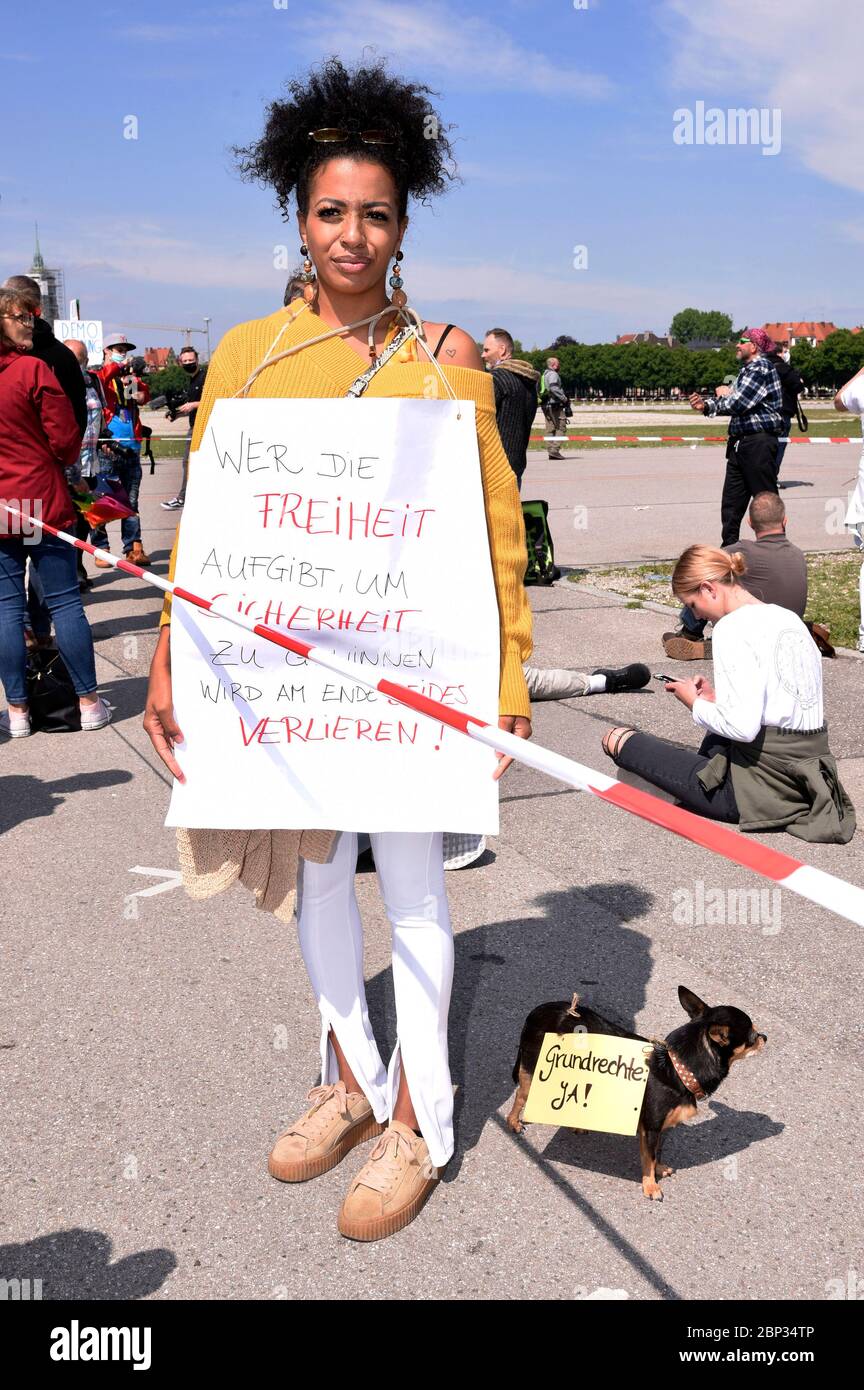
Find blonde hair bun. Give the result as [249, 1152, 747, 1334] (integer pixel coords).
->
[671, 544, 746, 597]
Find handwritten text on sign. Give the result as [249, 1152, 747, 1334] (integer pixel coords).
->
[165, 398, 501, 832]
[521, 1033, 652, 1135]
[54, 319, 103, 366]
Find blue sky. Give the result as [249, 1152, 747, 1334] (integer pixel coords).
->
[2, 0, 860, 354]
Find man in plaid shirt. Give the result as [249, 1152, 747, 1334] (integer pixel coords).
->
[689, 327, 783, 544]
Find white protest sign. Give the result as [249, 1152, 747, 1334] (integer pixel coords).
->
[54, 318, 103, 366]
[165, 397, 502, 832]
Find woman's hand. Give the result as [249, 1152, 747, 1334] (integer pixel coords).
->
[143, 626, 186, 781]
[666, 678, 700, 710]
[493, 715, 532, 780]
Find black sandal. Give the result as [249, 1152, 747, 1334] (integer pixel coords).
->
[602, 726, 636, 763]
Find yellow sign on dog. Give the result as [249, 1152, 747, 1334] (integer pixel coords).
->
[522, 1032, 653, 1136]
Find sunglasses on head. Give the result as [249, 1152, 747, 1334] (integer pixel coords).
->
[309, 127, 395, 145]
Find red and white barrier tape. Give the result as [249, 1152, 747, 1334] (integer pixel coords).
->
[533, 434, 859, 444]
[3, 503, 862, 929]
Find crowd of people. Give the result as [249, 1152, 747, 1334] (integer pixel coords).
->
[1, 53, 862, 1245]
[0, 272, 212, 734]
[0, 276, 111, 735]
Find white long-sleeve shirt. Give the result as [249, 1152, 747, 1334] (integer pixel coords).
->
[692, 603, 823, 743]
[839, 375, 864, 528]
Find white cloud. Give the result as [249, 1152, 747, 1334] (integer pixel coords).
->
[291, 0, 613, 98]
[409, 260, 673, 317]
[51, 222, 675, 329]
[661, 0, 862, 193]
[67, 226, 282, 292]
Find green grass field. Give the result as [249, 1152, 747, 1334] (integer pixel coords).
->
[529, 409, 859, 450]
[147, 438, 188, 460]
[568, 550, 863, 649]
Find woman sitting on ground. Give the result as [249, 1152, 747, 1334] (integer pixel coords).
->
[600, 545, 856, 843]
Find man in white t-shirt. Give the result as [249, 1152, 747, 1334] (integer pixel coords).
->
[833, 365, 864, 651]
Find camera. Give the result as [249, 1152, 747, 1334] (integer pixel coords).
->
[163, 387, 191, 422]
[150, 387, 191, 421]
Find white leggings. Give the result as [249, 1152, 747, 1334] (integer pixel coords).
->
[296, 830, 455, 1167]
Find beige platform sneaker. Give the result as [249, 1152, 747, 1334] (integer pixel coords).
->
[337, 1121, 441, 1241]
[268, 1081, 384, 1183]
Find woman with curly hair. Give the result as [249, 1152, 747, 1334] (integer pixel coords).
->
[144, 57, 533, 1241]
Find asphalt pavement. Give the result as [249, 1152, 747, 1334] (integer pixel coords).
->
[525, 437, 861, 566]
[1, 444, 862, 1302]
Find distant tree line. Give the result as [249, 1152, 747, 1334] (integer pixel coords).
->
[523, 329, 864, 397]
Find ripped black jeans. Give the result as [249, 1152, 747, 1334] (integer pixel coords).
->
[614, 730, 740, 822]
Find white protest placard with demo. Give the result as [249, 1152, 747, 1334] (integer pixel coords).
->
[53, 319, 104, 366]
[165, 397, 502, 832]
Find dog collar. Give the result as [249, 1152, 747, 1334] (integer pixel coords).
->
[665, 1046, 706, 1101]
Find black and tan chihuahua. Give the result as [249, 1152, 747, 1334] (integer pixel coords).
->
[508, 986, 767, 1200]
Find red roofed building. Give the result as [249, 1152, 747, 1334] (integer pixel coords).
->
[761, 322, 839, 349]
[615, 331, 680, 347]
[143, 347, 172, 370]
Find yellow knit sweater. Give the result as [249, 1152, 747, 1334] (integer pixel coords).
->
[160, 302, 533, 717]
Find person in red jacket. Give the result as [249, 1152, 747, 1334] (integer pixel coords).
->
[0, 289, 111, 737]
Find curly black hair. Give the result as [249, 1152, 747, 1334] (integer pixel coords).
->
[233, 56, 458, 220]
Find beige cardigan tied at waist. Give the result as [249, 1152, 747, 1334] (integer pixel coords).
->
[176, 827, 337, 924]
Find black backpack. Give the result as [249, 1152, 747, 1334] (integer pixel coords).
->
[772, 354, 806, 427]
[521, 499, 561, 586]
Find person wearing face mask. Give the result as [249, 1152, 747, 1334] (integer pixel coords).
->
[600, 545, 855, 843]
[96, 334, 151, 425]
[161, 346, 208, 511]
[92, 334, 151, 567]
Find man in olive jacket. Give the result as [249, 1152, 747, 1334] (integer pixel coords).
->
[482, 327, 540, 492]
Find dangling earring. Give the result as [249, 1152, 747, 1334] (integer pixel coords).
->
[299, 243, 317, 305]
[389, 249, 406, 308]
